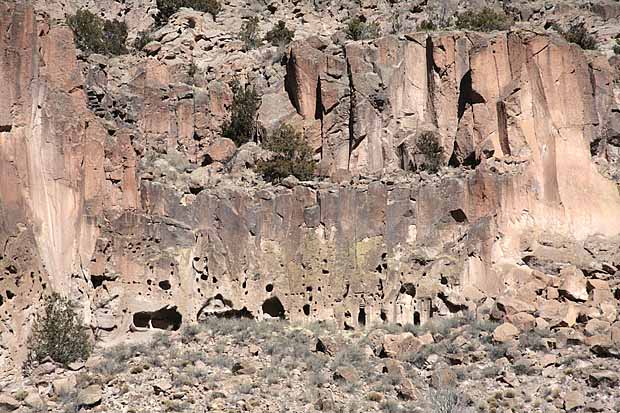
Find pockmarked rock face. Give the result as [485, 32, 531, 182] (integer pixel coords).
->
[1, 0, 620, 370]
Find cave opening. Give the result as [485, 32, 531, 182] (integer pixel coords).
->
[262, 296, 285, 318]
[303, 304, 310, 316]
[358, 306, 366, 326]
[132, 306, 182, 331]
[414, 311, 421, 326]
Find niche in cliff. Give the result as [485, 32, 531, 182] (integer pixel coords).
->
[133, 306, 182, 331]
[0, 124, 12, 133]
[262, 296, 285, 319]
[197, 294, 253, 320]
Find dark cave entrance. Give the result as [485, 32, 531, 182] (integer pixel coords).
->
[262, 296, 285, 318]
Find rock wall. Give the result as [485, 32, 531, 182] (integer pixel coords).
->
[1, 1, 620, 367]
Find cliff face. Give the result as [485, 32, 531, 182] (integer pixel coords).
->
[1, 1, 620, 366]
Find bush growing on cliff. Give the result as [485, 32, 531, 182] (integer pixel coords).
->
[26, 293, 91, 367]
[265, 20, 295, 47]
[133, 30, 153, 51]
[416, 131, 443, 173]
[556, 23, 597, 50]
[257, 124, 316, 182]
[240, 16, 260, 50]
[346, 16, 380, 41]
[156, 0, 221, 24]
[222, 80, 261, 146]
[417, 19, 437, 31]
[455, 7, 512, 32]
[67, 10, 128, 55]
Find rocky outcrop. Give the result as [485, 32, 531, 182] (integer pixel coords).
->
[1, 0, 620, 370]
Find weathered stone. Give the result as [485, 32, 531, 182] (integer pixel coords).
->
[232, 361, 256, 375]
[585, 319, 611, 337]
[333, 366, 359, 383]
[559, 267, 588, 302]
[381, 333, 424, 359]
[77, 385, 102, 408]
[493, 323, 519, 342]
[588, 370, 619, 387]
[0, 395, 20, 411]
[563, 390, 585, 411]
[507, 312, 536, 332]
[206, 138, 236, 163]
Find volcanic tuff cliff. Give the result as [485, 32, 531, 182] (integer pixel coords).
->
[2, 0, 620, 368]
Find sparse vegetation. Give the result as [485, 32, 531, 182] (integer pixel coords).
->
[67, 10, 128, 55]
[26, 293, 92, 367]
[555, 22, 597, 50]
[417, 19, 437, 31]
[614, 37, 620, 55]
[346, 16, 380, 41]
[256, 124, 316, 182]
[455, 7, 512, 32]
[416, 131, 443, 173]
[133, 31, 153, 51]
[430, 389, 467, 413]
[222, 80, 261, 146]
[240, 16, 260, 50]
[264, 20, 294, 47]
[156, 0, 221, 24]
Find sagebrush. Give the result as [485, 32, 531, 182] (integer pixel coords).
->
[240, 16, 260, 50]
[156, 0, 221, 24]
[346, 16, 380, 41]
[455, 7, 512, 32]
[26, 293, 91, 367]
[265, 20, 294, 46]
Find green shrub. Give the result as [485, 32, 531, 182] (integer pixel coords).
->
[265, 20, 294, 46]
[346, 16, 380, 41]
[417, 19, 437, 31]
[133, 30, 153, 51]
[257, 124, 316, 182]
[222, 80, 261, 146]
[26, 293, 91, 367]
[67, 10, 128, 56]
[557, 23, 597, 50]
[240, 16, 260, 50]
[102, 19, 129, 55]
[416, 131, 443, 173]
[455, 7, 512, 32]
[614, 38, 620, 55]
[156, 0, 222, 24]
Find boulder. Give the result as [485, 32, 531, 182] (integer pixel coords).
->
[77, 384, 102, 409]
[0, 395, 19, 411]
[588, 370, 619, 387]
[381, 333, 425, 359]
[232, 361, 256, 375]
[507, 312, 536, 331]
[493, 323, 519, 342]
[585, 319, 611, 337]
[333, 366, 359, 383]
[206, 138, 236, 163]
[563, 390, 585, 411]
[559, 267, 588, 302]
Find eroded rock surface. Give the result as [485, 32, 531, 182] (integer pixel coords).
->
[1, 0, 620, 377]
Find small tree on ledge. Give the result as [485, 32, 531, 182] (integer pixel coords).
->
[222, 80, 261, 146]
[257, 124, 316, 182]
[26, 293, 92, 368]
